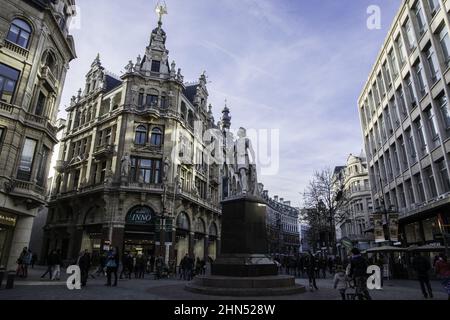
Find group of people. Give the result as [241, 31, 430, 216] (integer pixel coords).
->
[16, 247, 38, 278]
[118, 252, 166, 280]
[178, 254, 207, 281]
[274, 254, 341, 279]
[40, 249, 62, 281]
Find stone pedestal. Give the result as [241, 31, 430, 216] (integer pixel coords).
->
[185, 195, 305, 296]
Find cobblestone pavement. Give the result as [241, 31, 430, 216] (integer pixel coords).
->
[0, 266, 447, 300]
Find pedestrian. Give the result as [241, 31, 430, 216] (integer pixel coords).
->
[434, 253, 450, 300]
[328, 256, 334, 275]
[31, 253, 38, 269]
[412, 252, 433, 299]
[155, 255, 164, 279]
[349, 248, 371, 300]
[16, 247, 27, 277]
[105, 247, 119, 287]
[136, 254, 145, 279]
[51, 249, 62, 280]
[305, 251, 318, 291]
[180, 254, 189, 280]
[195, 257, 202, 276]
[41, 250, 56, 279]
[333, 264, 348, 300]
[187, 255, 194, 280]
[78, 250, 91, 287]
[320, 258, 327, 279]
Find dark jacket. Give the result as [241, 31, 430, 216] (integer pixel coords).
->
[78, 253, 91, 271]
[349, 255, 368, 278]
[412, 255, 431, 276]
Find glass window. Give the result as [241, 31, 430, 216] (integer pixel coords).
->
[425, 107, 440, 147]
[397, 86, 408, 118]
[414, 118, 428, 156]
[35, 91, 46, 116]
[396, 37, 407, 66]
[415, 63, 427, 97]
[0, 63, 20, 104]
[439, 26, 450, 67]
[146, 94, 158, 107]
[414, 2, 427, 36]
[151, 60, 161, 73]
[138, 91, 144, 107]
[135, 125, 147, 145]
[389, 49, 399, 77]
[425, 166, 438, 198]
[404, 19, 417, 51]
[405, 74, 417, 108]
[406, 179, 415, 204]
[150, 128, 162, 146]
[6, 19, 32, 48]
[437, 158, 450, 192]
[17, 138, 37, 181]
[425, 45, 440, 82]
[415, 173, 426, 202]
[428, 0, 440, 16]
[36, 146, 50, 186]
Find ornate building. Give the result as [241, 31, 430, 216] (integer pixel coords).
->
[334, 154, 374, 257]
[261, 186, 300, 256]
[43, 6, 229, 266]
[0, 0, 76, 269]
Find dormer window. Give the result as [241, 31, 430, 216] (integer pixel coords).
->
[7, 19, 32, 49]
[151, 60, 161, 73]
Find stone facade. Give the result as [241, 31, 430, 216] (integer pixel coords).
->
[43, 14, 230, 267]
[358, 0, 450, 249]
[334, 154, 374, 256]
[260, 187, 300, 256]
[0, 0, 76, 269]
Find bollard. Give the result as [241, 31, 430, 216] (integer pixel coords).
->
[5, 271, 15, 289]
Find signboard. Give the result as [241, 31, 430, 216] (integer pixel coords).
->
[126, 206, 154, 225]
[389, 213, 399, 242]
[341, 237, 353, 249]
[373, 213, 385, 243]
[0, 212, 17, 227]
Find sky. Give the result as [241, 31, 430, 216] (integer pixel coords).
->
[60, 0, 403, 208]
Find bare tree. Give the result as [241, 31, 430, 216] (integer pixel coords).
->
[301, 168, 349, 254]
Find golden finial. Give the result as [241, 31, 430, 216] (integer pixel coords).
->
[155, 1, 168, 24]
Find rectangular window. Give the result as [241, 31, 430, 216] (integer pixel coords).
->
[415, 63, 427, 97]
[36, 146, 50, 186]
[100, 161, 107, 182]
[415, 173, 426, 202]
[389, 49, 399, 78]
[131, 157, 162, 184]
[138, 92, 144, 107]
[425, 107, 440, 148]
[406, 179, 415, 204]
[17, 138, 37, 181]
[414, 118, 428, 156]
[438, 94, 450, 133]
[151, 60, 161, 73]
[425, 166, 438, 198]
[73, 169, 80, 190]
[404, 19, 417, 51]
[428, 0, 440, 16]
[406, 74, 417, 108]
[146, 94, 158, 107]
[437, 158, 450, 192]
[426, 45, 440, 83]
[396, 37, 407, 66]
[397, 86, 408, 118]
[35, 91, 46, 116]
[377, 72, 386, 97]
[0, 63, 20, 104]
[414, 2, 427, 36]
[439, 26, 450, 67]
[406, 128, 417, 162]
[400, 136, 409, 169]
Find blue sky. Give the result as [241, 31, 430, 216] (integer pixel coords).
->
[60, 0, 402, 207]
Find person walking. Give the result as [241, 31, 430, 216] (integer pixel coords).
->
[16, 247, 28, 277]
[180, 254, 189, 280]
[435, 253, 450, 300]
[412, 252, 433, 299]
[349, 248, 371, 300]
[155, 255, 164, 279]
[136, 254, 145, 279]
[150, 255, 156, 273]
[333, 265, 348, 300]
[51, 249, 62, 281]
[41, 250, 56, 279]
[78, 250, 91, 287]
[105, 247, 119, 287]
[305, 251, 318, 291]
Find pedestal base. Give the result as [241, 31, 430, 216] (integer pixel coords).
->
[211, 254, 278, 277]
[185, 275, 306, 297]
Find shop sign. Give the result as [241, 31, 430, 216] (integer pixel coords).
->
[126, 206, 154, 225]
[0, 212, 17, 227]
[389, 213, 399, 242]
[373, 213, 384, 243]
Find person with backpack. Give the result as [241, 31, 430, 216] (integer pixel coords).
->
[105, 247, 119, 287]
[348, 248, 371, 300]
[412, 252, 433, 299]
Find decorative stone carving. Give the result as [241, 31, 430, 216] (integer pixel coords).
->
[125, 60, 134, 73]
[121, 153, 131, 177]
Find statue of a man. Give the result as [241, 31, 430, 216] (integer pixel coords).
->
[233, 127, 256, 195]
[121, 153, 131, 177]
[163, 157, 170, 181]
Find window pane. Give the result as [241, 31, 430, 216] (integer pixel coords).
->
[151, 60, 161, 73]
[17, 138, 37, 181]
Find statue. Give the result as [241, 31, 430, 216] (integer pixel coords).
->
[121, 153, 131, 177]
[163, 157, 170, 181]
[125, 60, 134, 73]
[233, 127, 256, 195]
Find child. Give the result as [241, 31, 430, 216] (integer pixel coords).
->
[333, 265, 348, 300]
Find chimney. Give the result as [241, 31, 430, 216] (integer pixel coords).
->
[280, 198, 284, 203]
[274, 196, 278, 202]
[284, 201, 291, 206]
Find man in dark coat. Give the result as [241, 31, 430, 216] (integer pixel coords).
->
[304, 251, 318, 291]
[40, 250, 57, 279]
[78, 250, 91, 287]
[349, 248, 371, 300]
[412, 252, 433, 299]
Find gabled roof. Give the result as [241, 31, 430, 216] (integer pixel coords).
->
[105, 74, 122, 93]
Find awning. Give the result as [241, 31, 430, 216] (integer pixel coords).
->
[407, 244, 446, 252]
[365, 245, 407, 253]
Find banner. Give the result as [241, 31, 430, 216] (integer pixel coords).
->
[389, 213, 399, 242]
[373, 213, 385, 243]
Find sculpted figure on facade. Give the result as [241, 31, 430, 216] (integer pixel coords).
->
[121, 153, 131, 177]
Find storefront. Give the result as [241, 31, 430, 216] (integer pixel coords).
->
[193, 218, 206, 261]
[175, 212, 190, 266]
[0, 211, 17, 269]
[124, 206, 157, 257]
[402, 211, 450, 246]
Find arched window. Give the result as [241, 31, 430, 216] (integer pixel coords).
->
[180, 102, 187, 120]
[150, 127, 162, 146]
[7, 19, 32, 48]
[44, 51, 58, 75]
[176, 212, 190, 231]
[209, 223, 218, 237]
[135, 125, 147, 145]
[195, 218, 206, 234]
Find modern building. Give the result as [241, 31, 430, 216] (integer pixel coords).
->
[358, 0, 450, 250]
[334, 154, 374, 257]
[0, 0, 76, 270]
[42, 7, 229, 267]
[261, 187, 300, 256]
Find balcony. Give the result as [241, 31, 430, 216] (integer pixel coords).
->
[5, 179, 47, 209]
[0, 100, 16, 115]
[39, 66, 59, 93]
[24, 113, 57, 137]
[2, 40, 29, 59]
[93, 144, 114, 160]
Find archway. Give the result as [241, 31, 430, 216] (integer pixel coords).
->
[175, 212, 190, 267]
[193, 218, 206, 261]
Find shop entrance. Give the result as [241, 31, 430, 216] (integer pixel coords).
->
[0, 212, 17, 269]
[124, 206, 157, 257]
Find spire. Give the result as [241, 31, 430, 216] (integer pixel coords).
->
[221, 99, 231, 129]
[91, 53, 101, 68]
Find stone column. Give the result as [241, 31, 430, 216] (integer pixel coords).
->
[204, 235, 209, 262]
[111, 226, 124, 256]
[169, 227, 176, 261]
[189, 232, 195, 257]
[7, 216, 34, 271]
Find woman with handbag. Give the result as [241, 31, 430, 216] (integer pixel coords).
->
[105, 247, 119, 287]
